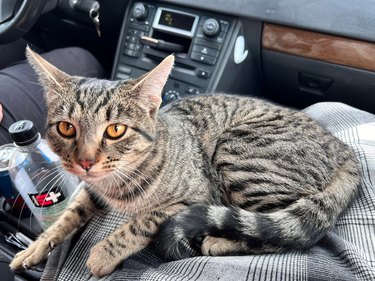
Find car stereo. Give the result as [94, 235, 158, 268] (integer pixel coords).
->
[153, 8, 199, 38]
[112, 1, 236, 104]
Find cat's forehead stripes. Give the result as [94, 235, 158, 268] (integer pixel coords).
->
[75, 79, 118, 108]
[104, 104, 129, 122]
[63, 79, 121, 120]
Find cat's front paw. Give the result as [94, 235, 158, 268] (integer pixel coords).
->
[9, 237, 56, 271]
[87, 240, 123, 277]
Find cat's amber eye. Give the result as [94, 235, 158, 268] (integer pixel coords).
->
[105, 124, 127, 140]
[57, 121, 76, 138]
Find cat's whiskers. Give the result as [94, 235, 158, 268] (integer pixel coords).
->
[33, 170, 69, 228]
[118, 164, 162, 208]
[84, 183, 110, 211]
[113, 169, 150, 212]
[109, 171, 120, 188]
[15, 165, 64, 229]
[91, 169, 122, 198]
[118, 161, 155, 182]
[115, 158, 156, 185]
[108, 171, 124, 196]
[30, 165, 66, 222]
[116, 167, 144, 199]
[32, 164, 65, 196]
[110, 171, 138, 210]
[10, 165, 59, 213]
[112, 172, 133, 204]
[118, 164, 150, 185]
[116, 160, 162, 208]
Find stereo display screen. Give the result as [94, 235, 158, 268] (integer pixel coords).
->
[158, 10, 195, 32]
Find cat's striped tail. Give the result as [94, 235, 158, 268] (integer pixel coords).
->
[155, 159, 360, 260]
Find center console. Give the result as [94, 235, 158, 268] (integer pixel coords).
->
[111, 1, 236, 104]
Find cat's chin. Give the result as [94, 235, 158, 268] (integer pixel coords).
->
[76, 172, 110, 183]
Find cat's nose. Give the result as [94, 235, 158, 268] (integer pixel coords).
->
[78, 159, 95, 171]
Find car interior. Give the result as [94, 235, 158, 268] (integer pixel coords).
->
[0, 0, 374, 280]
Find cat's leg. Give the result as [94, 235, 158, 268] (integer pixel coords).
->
[86, 203, 187, 277]
[201, 236, 249, 256]
[10, 188, 97, 271]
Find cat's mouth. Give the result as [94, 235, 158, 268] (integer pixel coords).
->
[67, 167, 110, 182]
[78, 172, 110, 183]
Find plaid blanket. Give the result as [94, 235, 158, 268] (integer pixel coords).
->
[41, 102, 375, 281]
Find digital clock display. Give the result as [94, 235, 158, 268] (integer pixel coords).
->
[158, 10, 196, 32]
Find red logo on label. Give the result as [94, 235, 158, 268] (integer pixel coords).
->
[29, 187, 65, 207]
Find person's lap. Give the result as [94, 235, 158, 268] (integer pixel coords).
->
[0, 47, 105, 145]
[42, 102, 375, 280]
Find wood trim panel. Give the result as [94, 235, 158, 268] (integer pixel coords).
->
[263, 23, 375, 72]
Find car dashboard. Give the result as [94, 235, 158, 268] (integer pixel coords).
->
[97, 0, 375, 113]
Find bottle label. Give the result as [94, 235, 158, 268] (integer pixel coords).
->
[28, 186, 70, 229]
[28, 187, 66, 207]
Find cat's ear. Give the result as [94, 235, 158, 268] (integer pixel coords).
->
[26, 46, 70, 90]
[134, 55, 174, 115]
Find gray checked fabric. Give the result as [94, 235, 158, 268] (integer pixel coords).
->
[41, 102, 375, 281]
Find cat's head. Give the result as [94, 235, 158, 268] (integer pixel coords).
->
[26, 47, 174, 185]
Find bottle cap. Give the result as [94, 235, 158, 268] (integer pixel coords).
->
[8, 120, 40, 146]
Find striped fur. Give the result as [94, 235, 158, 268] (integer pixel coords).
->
[155, 95, 360, 259]
[10, 49, 360, 277]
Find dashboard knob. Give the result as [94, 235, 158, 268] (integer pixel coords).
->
[132, 3, 148, 20]
[202, 18, 221, 37]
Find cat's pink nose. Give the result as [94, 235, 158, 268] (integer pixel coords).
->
[78, 159, 95, 171]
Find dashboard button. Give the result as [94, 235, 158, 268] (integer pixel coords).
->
[196, 69, 211, 79]
[116, 73, 130, 80]
[124, 49, 140, 57]
[129, 21, 150, 31]
[186, 87, 204, 95]
[128, 29, 137, 36]
[191, 52, 217, 65]
[214, 31, 226, 44]
[129, 36, 138, 43]
[134, 44, 142, 51]
[220, 20, 229, 32]
[133, 50, 141, 57]
[192, 45, 219, 58]
[118, 65, 132, 74]
[194, 38, 222, 50]
[124, 49, 134, 57]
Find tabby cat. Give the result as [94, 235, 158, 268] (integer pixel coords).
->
[10, 47, 360, 277]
